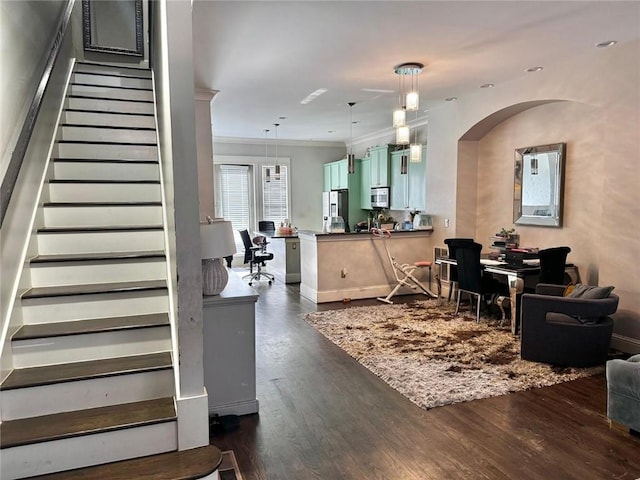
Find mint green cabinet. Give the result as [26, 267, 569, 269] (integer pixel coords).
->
[324, 159, 351, 190]
[369, 145, 391, 187]
[323, 163, 332, 191]
[359, 157, 371, 209]
[390, 148, 426, 210]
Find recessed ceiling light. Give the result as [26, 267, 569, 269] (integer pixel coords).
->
[596, 40, 617, 48]
[278, 116, 287, 120]
[327, 130, 335, 134]
[300, 89, 327, 105]
[480, 83, 495, 89]
[445, 96, 458, 102]
[526, 66, 544, 73]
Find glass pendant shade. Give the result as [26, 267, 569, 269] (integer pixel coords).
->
[275, 163, 281, 180]
[392, 108, 406, 128]
[348, 154, 355, 174]
[406, 91, 419, 111]
[396, 126, 410, 145]
[266, 168, 271, 182]
[400, 155, 408, 175]
[410, 143, 422, 163]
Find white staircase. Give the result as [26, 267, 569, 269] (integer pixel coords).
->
[0, 62, 179, 479]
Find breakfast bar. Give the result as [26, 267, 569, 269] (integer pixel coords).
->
[298, 229, 434, 303]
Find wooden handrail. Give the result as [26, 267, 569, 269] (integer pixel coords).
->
[0, 0, 75, 227]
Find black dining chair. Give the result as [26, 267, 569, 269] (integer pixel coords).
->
[258, 221, 276, 232]
[538, 246, 571, 285]
[239, 229, 274, 286]
[454, 241, 508, 322]
[443, 238, 475, 302]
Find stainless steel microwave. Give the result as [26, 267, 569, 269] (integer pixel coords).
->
[371, 187, 390, 208]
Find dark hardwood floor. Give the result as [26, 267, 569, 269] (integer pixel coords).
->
[211, 274, 640, 480]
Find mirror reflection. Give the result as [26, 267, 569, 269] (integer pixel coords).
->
[513, 142, 566, 227]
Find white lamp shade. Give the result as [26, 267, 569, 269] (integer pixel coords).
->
[396, 126, 410, 145]
[392, 108, 406, 128]
[200, 220, 237, 259]
[410, 143, 422, 163]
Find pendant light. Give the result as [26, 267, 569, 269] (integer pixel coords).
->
[273, 123, 280, 180]
[531, 155, 539, 175]
[409, 109, 422, 163]
[392, 74, 406, 128]
[347, 102, 356, 174]
[264, 129, 271, 183]
[393, 62, 423, 148]
[400, 153, 408, 175]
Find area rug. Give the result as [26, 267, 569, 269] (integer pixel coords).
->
[302, 299, 603, 410]
[219, 450, 243, 480]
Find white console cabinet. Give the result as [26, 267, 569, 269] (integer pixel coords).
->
[202, 271, 259, 416]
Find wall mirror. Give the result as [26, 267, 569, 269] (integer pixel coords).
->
[513, 142, 566, 227]
[82, 0, 143, 56]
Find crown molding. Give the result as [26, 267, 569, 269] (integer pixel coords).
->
[350, 117, 429, 147]
[213, 136, 345, 148]
[195, 88, 219, 102]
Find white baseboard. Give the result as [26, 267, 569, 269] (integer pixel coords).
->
[208, 398, 259, 417]
[611, 333, 640, 354]
[300, 283, 428, 304]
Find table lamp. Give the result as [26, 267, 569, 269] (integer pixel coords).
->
[200, 219, 237, 295]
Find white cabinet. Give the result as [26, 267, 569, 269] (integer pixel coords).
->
[202, 271, 259, 416]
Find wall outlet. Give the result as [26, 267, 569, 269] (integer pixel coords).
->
[444, 218, 450, 228]
[341, 268, 348, 278]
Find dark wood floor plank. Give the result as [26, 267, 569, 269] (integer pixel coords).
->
[1, 397, 175, 448]
[13, 312, 169, 340]
[1, 352, 172, 390]
[209, 275, 640, 480]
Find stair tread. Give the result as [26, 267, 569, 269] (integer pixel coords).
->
[76, 61, 151, 73]
[71, 82, 153, 92]
[52, 157, 159, 164]
[57, 140, 157, 146]
[43, 201, 161, 206]
[22, 279, 166, 299]
[0, 352, 172, 391]
[68, 94, 153, 104]
[31, 251, 165, 263]
[0, 397, 175, 448]
[61, 123, 156, 131]
[38, 225, 163, 233]
[48, 179, 160, 184]
[13, 312, 169, 341]
[28, 444, 222, 480]
[64, 108, 155, 117]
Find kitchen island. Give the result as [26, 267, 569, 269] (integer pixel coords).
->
[298, 229, 434, 303]
[257, 230, 300, 283]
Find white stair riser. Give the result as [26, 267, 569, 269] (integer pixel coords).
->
[48, 183, 161, 203]
[1, 421, 176, 479]
[67, 96, 154, 115]
[53, 161, 160, 181]
[65, 110, 155, 129]
[71, 84, 153, 102]
[61, 126, 157, 144]
[29, 258, 167, 287]
[73, 72, 153, 89]
[21, 290, 169, 324]
[37, 230, 164, 255]
[57, 142, 157, 161]
[43, 205, 163, 228]
[74, 64, 152, 79]
[13, 328, 171, 368]
[1, 369, 174, 420]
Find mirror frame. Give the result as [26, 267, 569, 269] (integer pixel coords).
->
[513, 142, 566, 227]
[82, 0, 143, 57]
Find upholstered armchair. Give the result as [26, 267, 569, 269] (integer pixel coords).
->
[520, 284, 618, 367]
[607, 354, 640, 433]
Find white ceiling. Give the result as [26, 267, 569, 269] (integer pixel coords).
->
[192, 1, 640, 143]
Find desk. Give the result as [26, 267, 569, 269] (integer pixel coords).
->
[255, 230, 300, 283]
[435, 257, 580, 335]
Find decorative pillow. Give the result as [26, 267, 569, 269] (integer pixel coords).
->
[563, 284, 575, 297]
[567, 283, 615, 299]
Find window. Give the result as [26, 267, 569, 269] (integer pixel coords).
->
[262, 165, 289, 224]
[215, 160, 290, 254]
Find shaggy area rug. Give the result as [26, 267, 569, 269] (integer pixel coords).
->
[303, 300, 603, 410]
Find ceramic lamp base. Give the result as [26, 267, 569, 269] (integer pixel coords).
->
[202, 258, 228, 295]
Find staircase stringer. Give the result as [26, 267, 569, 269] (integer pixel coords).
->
[0, 59, 77, 383]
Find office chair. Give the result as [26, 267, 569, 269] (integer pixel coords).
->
[538, 246, 571, 285]
[258, 220, 276, 232]
[239, 229, 274, 286]
[443, 238, 475, 302]
[454, 241, 508, 322]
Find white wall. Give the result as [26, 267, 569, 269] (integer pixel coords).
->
[213, 139, 345, 231]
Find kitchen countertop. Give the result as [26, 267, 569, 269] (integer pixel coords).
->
[298, 228, 433, 237]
